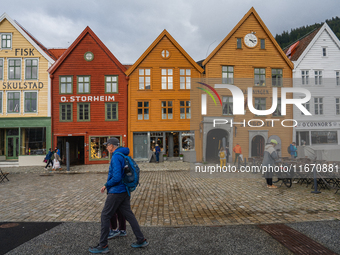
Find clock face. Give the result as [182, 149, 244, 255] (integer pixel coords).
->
[244, 33, 258, 48]
[84, 52, 94, 61]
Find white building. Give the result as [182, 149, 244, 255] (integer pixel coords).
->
[286, 23, 340, 160]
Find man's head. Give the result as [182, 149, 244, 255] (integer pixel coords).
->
[292, 142, 296, 145]
[104, 138, 120, 153]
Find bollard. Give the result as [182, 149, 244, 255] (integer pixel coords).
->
[66, 142, 70, 171]
[311, 162, 321, 194]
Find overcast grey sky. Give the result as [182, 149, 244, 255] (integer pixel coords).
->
[3, 0, 340, 64]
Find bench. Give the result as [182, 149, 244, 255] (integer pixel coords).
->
[0, 168, 9, 183]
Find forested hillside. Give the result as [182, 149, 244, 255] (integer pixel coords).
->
[275, 16, 340, 49]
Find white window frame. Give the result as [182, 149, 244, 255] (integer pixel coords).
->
[23, 90, 38, 114]
[6, 90, 21, 114]
[161, 69, 173, 89]
[301, 70, 309, 85]
[7, 58, 22, 81]
[180, 69, 191, 89]
[24, 58, 39, 80]
[1, 33, 12, 49]
[139, 69, 151, 90]
[0, 58, 4, 80]
[301, 97, 310, 115]
[314, 97, 323, 115]
[336, 97, 340, 115]
[314, 70, 322, 85]
[336, 71, 340, 86]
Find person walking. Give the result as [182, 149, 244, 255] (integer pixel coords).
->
[155, 144, 160, 163]
[108, 211, 127, 239]
[218, 147, 227, 168]
[233, 143, 242, 164]
[52, 148, 61, 170]
[89, 138, 148, 254]
[262, 139, 279, 189]
[226, 146, 231, 164]
[44, 148, 53, 170]
[289, 142, 297, 159]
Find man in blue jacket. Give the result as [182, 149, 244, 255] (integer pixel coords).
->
[89, 138, 148, 254]
[289, 142, 297, 159]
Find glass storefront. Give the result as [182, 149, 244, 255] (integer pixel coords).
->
[181, 131, 195, 151]
[20, 128, 46, 155]
[89, 136, 121, 160]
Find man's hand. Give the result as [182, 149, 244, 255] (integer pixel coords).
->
[101, 186, 106, 193]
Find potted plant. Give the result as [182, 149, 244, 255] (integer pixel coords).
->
[163, 154, 167, 161]
[179, 154, 184, 160]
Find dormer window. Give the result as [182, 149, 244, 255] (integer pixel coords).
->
[1, 33, 12, 49]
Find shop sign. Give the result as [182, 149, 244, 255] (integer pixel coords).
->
[2, 82, 44, 90]
[60, 95, 115, 103]
[296, 121, 340, 129]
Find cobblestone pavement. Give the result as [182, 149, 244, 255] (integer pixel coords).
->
[0, 162, 339, 226]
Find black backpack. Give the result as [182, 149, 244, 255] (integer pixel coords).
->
[287, 145, 291, 154]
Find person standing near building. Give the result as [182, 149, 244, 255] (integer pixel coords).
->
[89, 138, 148, 254]
[233, 143, 242, 164]
[262, 139, 279, 189]
[219, 147, 227, 168]
[289, 142, 297, 159]
[155, 144, 160, 163]
[226, 146, 231, 164]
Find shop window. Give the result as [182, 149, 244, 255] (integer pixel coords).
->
[254, 68, 266, 86]
[302, 70, 309, 85]
[336, 98, 340, 115]
[180, 101, 191, 119]
[272, 69, 282, 87]
[311, 131, 337, 145]
[1, 33, 11, 49]
[314, 70, 322, 85]
[90, 136, 119, 160]
[78, 103, 90, 121]
[105, 76, 118, 93]
[105, 102, 118, 121]
[7, 91, 20, 113]
[161, 69, 173, 89]
[222, 96, 233, 115]
[162, 101, 173, 119]
[24, 91, 37, 113]
[181, 132, 195, 151]
[25, 59, 38, 79]
[60, 103, 73, 121]
[272, 98, 282, 116]
[20, 128, 46, 155]
[8, 59, 21, 80]
[137, 101, 149, 120]
[180, 69, 191, 89]
[150, 132, 163, 151]
[77, 76, 90, 93]
[314, 97, 323, 115]
[139, 69, 151, 89]
[0, 59, 3, 80]
[222, 66, 234, 84]
[60, 76, 73, 94]
[296, 131, 310, 146]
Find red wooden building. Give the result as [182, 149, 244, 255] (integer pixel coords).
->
[48, 26, 127, 165]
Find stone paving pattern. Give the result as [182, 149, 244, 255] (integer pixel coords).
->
[0, 162, 339, 226]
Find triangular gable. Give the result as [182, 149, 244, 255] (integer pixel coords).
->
[293, 23, 340, 68]
[125, 29, 204, 76]
[0, 12, 55, 64]
[48, 26, 126, 74]
[202, 7, 294, 69]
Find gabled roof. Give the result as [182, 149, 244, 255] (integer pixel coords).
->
[48, 48, 67, 60]
[202, 7, 294, 69]
[286, 23, 340, 68]
[0, 13, 55, 64]
[125, 29, 204, 76]
[48, 26, 126, 74]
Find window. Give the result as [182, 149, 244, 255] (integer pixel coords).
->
[181, 131, 195, 151]
[161, 50, 170, 59]
[336, 98, 340, 115]
[322, 47, 327, 57]
[312, 131, 337, 144]
[90, 136, 120, 160]
[302, 70, 309, 85]
[60, 103, 72, 121]
[24, 92, 37, 113]
[105, 102, 118, 121]
[139, 69, 151, 89]
[0, 59, 3, 80]
[0, 92, 2, 113]
[180, 69, 191, 89]
[272, 98, 281, 116]
[1, 33, 11, 49]
[150, 132, 164, 151]
[237, 38, 242, 49]
[296, 131, 310, 146]
[105, 76, 118, 93]
[336, 71, 339, 86]
[25, 59, 38, 79]
[314, 98, 323, 115]
[254, 98, 266, 111]
[161, 101, 173, 119]
[222, 66, 234, 84]
[137, 101, 149, 120]
[314, 70, 322, 85]
[301, 98, 310, 115]
[161, 69, 173, 89]
[222, 96, 233, 115]
[60, 76, 73, 94]
[7, 92, 20, 113]
[77, 103, 90, 121]
[180, 101, 191, 119]
[272, 69, 282, 87]
[260, 39, 265, 49]
[8, 59, 21, 80]
[77, 76, 90, 93]
[254, 68, 266, 86]
[20, 128, 46, 155]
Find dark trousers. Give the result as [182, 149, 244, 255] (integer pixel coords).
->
[100, 192, 144, 247]
[266, 178, 273, 186]
[155, 152, 159, 162]
[234, 153, 240, 164]
[110, 210, 126, 231]
[45, 159, 53, 168]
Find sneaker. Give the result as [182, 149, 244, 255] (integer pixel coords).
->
[131, 239, 149, 248]
[108, 229, 120, 240]
[88, 244, 109, 254]
[119, 230, 127, 237]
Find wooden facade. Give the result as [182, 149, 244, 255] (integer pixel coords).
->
[48, 26, 127, 165]
[125, 30, 203, 160]
[196, 7, 294, 162]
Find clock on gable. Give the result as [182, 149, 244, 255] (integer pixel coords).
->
[244, 33, 257, 48]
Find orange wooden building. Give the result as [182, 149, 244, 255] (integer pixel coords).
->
[48, 27, 127, 165]
[194, 7, 294, 162]
[125, 30, 204, 161]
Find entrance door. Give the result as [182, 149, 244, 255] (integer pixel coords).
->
[251, 135, 265, 157]
[133, 133, 148, 159]
[7, 136, 19, 159]
[206, 129, 229, 162]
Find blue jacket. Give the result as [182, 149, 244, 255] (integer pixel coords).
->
[289, 144, 297, 156]
[105, 147, 130, 194]
[45, 151, 53, 160]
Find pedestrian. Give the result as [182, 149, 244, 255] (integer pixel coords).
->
[52, 148, 61, 171]
[226, 146, 231, 163]
[55, 147, 61, 158]
[262, 139, 279, 189]
[218, 147, 227, 168]
[89, 137, 148, 254]
[233, 143, 242, 164]
[155, 143, 160, 163]
[108, 211, 127, 239]
[44, 148, 54, 170]
[289, 142, 297, 159]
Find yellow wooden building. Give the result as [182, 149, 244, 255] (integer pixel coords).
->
[0, 13, 55, 165]
[126, 30, 204, 161]
[194, 7, 294, 163]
